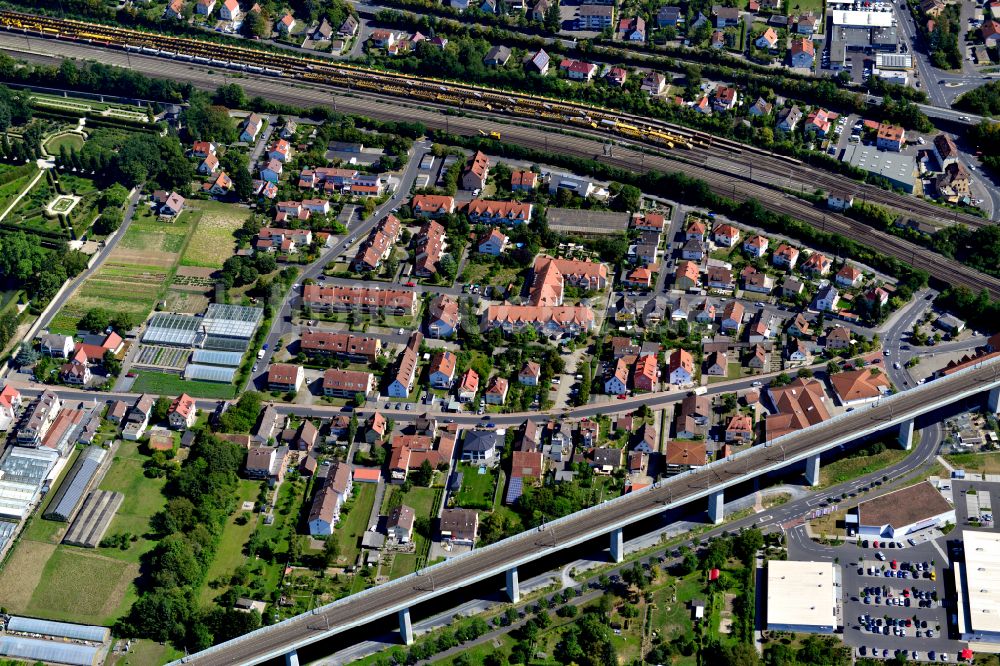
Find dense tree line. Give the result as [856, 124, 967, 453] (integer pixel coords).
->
[0, 232, 88, 302]
[0, 55, 191, 103]
[956, 83, 1000, 116]
[59, 128, 191, 190]
[117, 432, 261, 650]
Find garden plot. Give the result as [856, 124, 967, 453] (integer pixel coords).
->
[180, 202, 245, 269]
[46, 194, 80, 215]
[132, 345, 189, 371]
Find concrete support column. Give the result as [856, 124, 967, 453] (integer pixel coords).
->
[898, 419, 914, 451]
[506, 566, 520, 603]
[988, 386, 1000, 414]
[285, 650, 299, 666]
[399, 607, 414, 645]
[805, 454, 821, 487]
[610, 527, 624, 563]
[708, 490, 724, 525]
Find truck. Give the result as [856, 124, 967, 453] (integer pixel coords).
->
[478, 130, 502, 140]
[257, 349, 266, 360]
[689, 387, 708, 396]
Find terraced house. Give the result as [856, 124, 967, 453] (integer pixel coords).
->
[302, 285, 417, 315]
[299, 330, 382, 363]
[465, 199, 533, 225]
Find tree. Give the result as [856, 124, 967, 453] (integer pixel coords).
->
[721, 392, 738, 412]
[616, 183, 642, 212]
[94, 208, 123, 235]
[412, 459, 434, 486]
[215, 83, 248, 109]
[152, 397, 172, 424]
[733, 527, 764, 564]
[348, 413, 359, 443]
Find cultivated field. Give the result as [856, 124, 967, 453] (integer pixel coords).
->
[0, 540, 56, 610]
[25, 549, 138, 625]
[180, 201, 245, 269]
[49, 216, 194, 333]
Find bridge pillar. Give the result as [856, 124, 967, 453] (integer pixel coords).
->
[708, 490, 724, 525]
[399, 607, 414, 645]
[506, 566, 520, 603]
[988, 386, 1000, 414]
[805, 454, 821, 487]
[285, 650, 299, 666]
[898, 419, 914, 451]
[610, 527, 624, 563]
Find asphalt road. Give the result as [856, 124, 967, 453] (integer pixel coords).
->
[248, 140, 431, 385]
[169, 358, 1000, 666]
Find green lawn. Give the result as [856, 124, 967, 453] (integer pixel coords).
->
[819, 446, 910, 487]
[200, 480, 260, 604]
[398, 485, 440, 518]
[96, 440, 169, 564]
[334, 483, 378, 567]
[131, 370, 237, 399]
[389, 552, 420, 580]
[44, 132, 85, 154]
[944, 451, 1000, 474]
[25, 548, 137, 626]
[453, 464, 498, 509]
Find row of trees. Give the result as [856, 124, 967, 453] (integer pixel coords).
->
[117, 432, 259, 650]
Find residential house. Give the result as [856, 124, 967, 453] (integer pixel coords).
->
[705, 351, 728, 376]
[0, 385, 22, 432]
[267, 364, 304, 392]
[694, 298, 717, 324]
[710, 31, 726, 49]
[245, 446, 288, 486]
[605, 359, 629, 395]
[742, 267, 774, 294]
[307, 464, 352, 536]
[505, 451, 544, 504]
[412, 194, 456, 218]
[782, 276, 804, 298]
[40, 333, 74, 358]
[789, 37, 815, 68]
[576, 5, 614, 29]
[936, 162, 972, 202]
[365, 412, 387, 443]
[300, 330, 381, 363]
[682, 239, 706, 261]
[525, 49, 551, 75]
[825, 325, 852, 350]
[519, 361, 541, 386]
[835, 264, 864, 288]
[876, 124, 906, 152]
[725, 414, 753, 442]
[220, 0, 241, 21]
[676, 394, 710, 439]
[786, 338, 811, 363]
[668, 348, 694, 384]
[720, 300, 745, 333]
[675, 261, 700, 290]
[787, 313, 813, 337]
[801, 252, 832, 276]
[707, 265, 734, 291]
[439, 509, 478, 545]
[657, 5, 681, 27]
[196, 0, 215, 14]
[813, 284, 840, 312]
[592, 447, 622, 474]
[167, 394, 196, 430]
[484, 45, 512, 66]
[618, 16, 646, 41]
[641, 72, 667, 95]
[747, 343, 768, 369]
[457, 369, 480, 403]
[387, 505, 415, 543]
[239, 114, 262, 143]
[322, 369, 375, 398]
[765, 377, 831, 440]
[413, 220, 446, 277]
[804, 108, 833, 136]
[776, 105, 802, 132]
[605, 67, 628, 87]
[511, 170, 538, 191]
[466, 199, 533, 225]
[485, 376, 510, 405]
[260, 159, 283, 184]
[827, 191, 855, 211]
[429, 351, 458, 389]
[665, 440, 707, 474]
[713, 85, 738, 113]
[865, 286, 890, 309]
[164, 0, 184, 19]
[633, 355, 657, 392]
[743, 234, 769, 257]
[462, 151, 490, 191]
[830, 368, 891, 406]
[428, 294, 459, 339]
[198, 153, 219, 175]
[462, 429, 502, 463]
[369, 29, 397, 48]
[748, 97, 773, 116]
[933, 133, 959, 169]
[712, 223, 741, 247]
[756, 27, 778, 49]
[713, 4, 740, 27]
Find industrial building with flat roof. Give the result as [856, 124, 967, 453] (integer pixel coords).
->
[853, 481, 954, 538]
[828, 9, 898, 68]
[766, 560, 840, 633]
[955, 530, 1000, 646]
[0, 446, 57, 519]
[840, 145, 917, 193]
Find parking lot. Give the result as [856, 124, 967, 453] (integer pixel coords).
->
[842, 538, 961, 661]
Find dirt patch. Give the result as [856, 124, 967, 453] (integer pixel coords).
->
[0, 540, 57, 611]
[109, 248, 177, 268]
[176, 266, 216, 279]
[164, 289, 210, 314]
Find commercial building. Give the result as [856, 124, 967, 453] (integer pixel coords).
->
[955, 530, 1000, 645]
[840, 145, 917, 193]
[854, 481, 954, 538]
[828, 9, 897, 69]
[766, 560, 840, 633]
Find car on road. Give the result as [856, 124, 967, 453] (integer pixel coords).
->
[405, 281, 416, 287]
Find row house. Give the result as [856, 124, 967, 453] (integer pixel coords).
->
[300, 330, 382, 363]
[387, 332, 422, 398]
[412, 194, 456, 218]
[413, 220, 447, 277]
[465, 199, 533, 225]
[322, 369, 375, 398]
[352, 214, 401, 272]
[302, 284, 418, 315]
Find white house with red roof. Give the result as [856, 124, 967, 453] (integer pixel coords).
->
[743, 234, 769, 258]
[0, 384, 22, 431]
[168, 394, 197, 430]
[220, 0, 241, 20]
[559, 59, 598, 81]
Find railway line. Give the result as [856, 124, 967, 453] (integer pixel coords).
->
[0, 9, 992, 229]
[2, 28, 998, 298]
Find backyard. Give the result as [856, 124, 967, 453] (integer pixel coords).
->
[199, 479, 261, 605]
[453, 463, 499, 509]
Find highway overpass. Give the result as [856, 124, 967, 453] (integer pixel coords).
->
[169, 357, 1000, 666]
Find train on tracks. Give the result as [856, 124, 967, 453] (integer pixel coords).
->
[0, 9, 805, 163]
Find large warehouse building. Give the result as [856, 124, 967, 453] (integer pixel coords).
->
[853, 481, 954, 538]
[840, 145, 917, 193]
[829, 9, 898, 69]
[766, 560, 840, 633]
[955, 530, 1000, 648]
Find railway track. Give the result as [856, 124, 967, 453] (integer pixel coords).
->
[3, 26, 998, 297]
[0, 9, 990, 229]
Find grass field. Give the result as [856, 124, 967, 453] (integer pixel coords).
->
[25, 548, 138, 625]
[335, 483, 377, 566]
[453, 464, 498, 509]
[200, 480, 260, 604]
[107, 639, 183, 666]
[398, 486, 439, 519]
[0, 169, 38, 216]
[96, 440, 169, 564]
[180, 200, 246, 269]
[819, 447, 910, 488]
[44, 132, 85, 155]
[944, 451, 1000, 474]
[131, 370, 238, 399]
